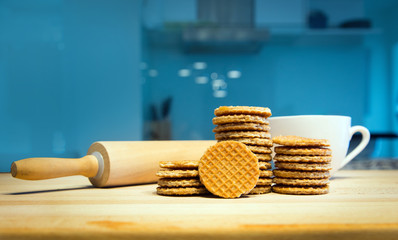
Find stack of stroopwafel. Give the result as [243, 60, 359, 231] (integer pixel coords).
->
[156, 160, 209, 196]
[212, 106, 273, 194]
[271, 135, 332, 195]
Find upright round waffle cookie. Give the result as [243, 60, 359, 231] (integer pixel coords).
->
[199, 141, 260, 198]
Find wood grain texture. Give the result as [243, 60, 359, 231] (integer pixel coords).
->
[1, 170, 398, 240]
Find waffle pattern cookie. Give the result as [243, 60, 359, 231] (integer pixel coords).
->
[213, 123, 271, 133]
[274, 146, 332, 156]
[274, 162, 332, 171]
[224, 138, 273, 147]
[248, 186, 272, 195]
[272, 185, 329, 195]
[159, 160, 199, 169]
[215, 131, 271, 140]
[256, 154, 272, 161]
[272, 135, 332, 195]
[259, 161, 272, 170]
[158, 178, 203, 188]
[156, 169, 198, 178]
[214, 106, 272, 117]
[199, 141, 259, 198]
[212, 106, 274, 194]
[272, 135, 330, 147]
[157, 187, 209, 196]
[274, 155, 332, 163]
[273, 177, 329, 186]
[156, 160, 208, 196]
[213, 115, 270, 125]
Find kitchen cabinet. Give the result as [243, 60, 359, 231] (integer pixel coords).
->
[144, 0, 379, 47]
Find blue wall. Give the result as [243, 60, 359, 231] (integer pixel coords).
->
[0, 0, 143, 172]
[143, 44, 367, 140]
[1, 0, 397, 172]
[142, 0, 398, 156]
[363, 0, 398, 156]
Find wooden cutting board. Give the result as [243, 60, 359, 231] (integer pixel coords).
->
[1, 170, 398, 240]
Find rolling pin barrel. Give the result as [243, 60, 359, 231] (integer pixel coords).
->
[87, 141, 214, 187]
[11, 140, 215, 188]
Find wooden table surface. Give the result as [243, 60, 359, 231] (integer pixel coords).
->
[1, 170, 398, 240]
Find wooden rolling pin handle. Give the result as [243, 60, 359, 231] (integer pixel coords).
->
[11, 155, 99, 180]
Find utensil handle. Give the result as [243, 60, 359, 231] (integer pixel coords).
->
[11, 155, 99, 180]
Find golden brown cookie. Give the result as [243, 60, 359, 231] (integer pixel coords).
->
[246, 145, 272, 154]
[224, 138, 273, 147]
[159, 160, 199, 169]
[256, 177, 273, 186]
[199, 141, 260, 198]
[274, 147, 332, 156]
[156, 169, 199, 178]
[273, 169, 329, 179]
[256, 154, 273, 161]
[259, 161, 272, 170]
[247, 186, 272, 195]
[274, 154, 332, 163]
[272, 177, 329, 186]
[156, 187, 209, 196]
[213, 115, 270, 125]
[158, 178, 203, 188]
[215, 131, 271, 140]
[272, 185, 329, 195]
[214, 106, 272, 117]
[259, 170, 273, 178]
[272, 135, 330, 147]
[271, 135, 331, 196]
[274, 162, 332, 171]
[213, 123, 271, 133]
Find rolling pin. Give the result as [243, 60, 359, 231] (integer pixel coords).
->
[11, 140, 215, 187]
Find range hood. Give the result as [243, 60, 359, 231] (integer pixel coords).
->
[182, 0, 268, 53]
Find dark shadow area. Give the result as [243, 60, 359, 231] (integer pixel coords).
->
[330, 176, 352, 181]
[4, 185, 94, 195]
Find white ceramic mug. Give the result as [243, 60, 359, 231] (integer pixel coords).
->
[269, 115, 370, 175]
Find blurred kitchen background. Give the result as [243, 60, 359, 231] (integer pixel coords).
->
[1, 0, 398, 172]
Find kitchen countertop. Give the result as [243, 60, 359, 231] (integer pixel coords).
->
[343, 158, 398, 170]
[1, 170, 398, 240]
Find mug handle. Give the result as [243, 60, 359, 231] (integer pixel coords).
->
[340, 126, 370, 168]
